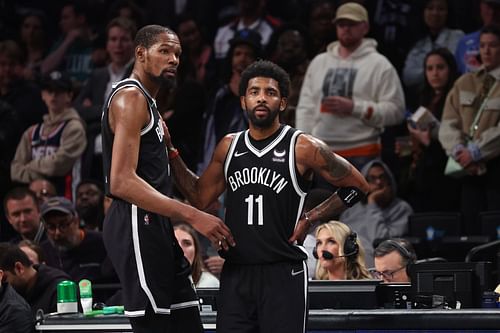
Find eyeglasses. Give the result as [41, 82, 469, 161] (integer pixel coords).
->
[366, 174, 389, 183]
[371, 266, 406, 280]
[44, 216, 74, 233]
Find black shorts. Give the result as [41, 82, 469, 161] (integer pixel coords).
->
[216, 261, 308, 333]
[103, 200, 198, 316]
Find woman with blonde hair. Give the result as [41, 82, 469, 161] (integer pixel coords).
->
[314, 221, 371, 280]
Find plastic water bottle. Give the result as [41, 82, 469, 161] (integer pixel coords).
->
[79, 279, 93, 314]
[426, 226, 435, 241]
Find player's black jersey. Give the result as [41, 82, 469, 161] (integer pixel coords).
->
[223, 125, 310, 264]
[101, 78, 170, 197]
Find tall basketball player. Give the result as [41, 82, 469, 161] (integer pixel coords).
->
[166, 60, 369, 333]
[101, 25, 234, 333]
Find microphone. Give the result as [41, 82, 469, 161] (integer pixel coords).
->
[320, 250, 334, 260]
[312, 249, 335, 260]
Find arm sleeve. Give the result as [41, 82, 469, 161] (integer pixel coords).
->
[295, 58, 321, 133]
[351, 64, 406, 128]
[10, 126, 39, 183]
[438, 82, 466, 155]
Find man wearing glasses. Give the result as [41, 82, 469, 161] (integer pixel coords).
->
[39, 196, 116, 286]
[340, 159, 413, 267]
[372, 238, 417, 283]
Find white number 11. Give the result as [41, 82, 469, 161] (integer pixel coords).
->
[245, 194, 264, 225]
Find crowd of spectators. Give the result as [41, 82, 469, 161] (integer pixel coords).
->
[0, 0, 499, 319]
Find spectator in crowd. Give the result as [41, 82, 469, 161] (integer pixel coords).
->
[4, 187, 47, 245]
[17, 10, 48, 81]
[41, 0, 95, 89]
[267, 24, 310, 126]
[314, 221, 371, 280]
[296, 2, 405, 172]
[10, 71, 87, 199]
[0, 243, 34, 333]
[402, 0, 463, 95]
[455, 0, 500, 73]
[367, 0, 422, 74]
[75, 179, 104, 231]
[74, 17, 136, 181]
[175, 14, 216, 88]
[398, 48, 461, 212]
[0, 39, 47, 132]
[39, 196, 116, 285]
[174, 223, 219, 288]
[18, 240, 45, 265]
[197, 28, 261, 173]
[29, 178, 57, 206]
[107, 0, 145, 29]
[304, 0, 336, 58]
[0, 243, 70, 317]
[372, 238, 416, 283]
[439, 25, 500, 234]
[340, 159, 413, 267]
[213, 0, 280, 61]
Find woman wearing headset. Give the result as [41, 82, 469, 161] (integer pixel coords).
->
[314, 221, 371, 280]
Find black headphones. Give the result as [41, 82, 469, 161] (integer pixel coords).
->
[383, 239, 417, 275]
[313, 231, 359, 260]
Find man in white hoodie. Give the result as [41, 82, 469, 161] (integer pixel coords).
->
[296, 2, 405, 172]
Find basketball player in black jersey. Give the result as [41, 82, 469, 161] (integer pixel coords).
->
[101, 25, 234, 333]
[165, 60, 369, 333]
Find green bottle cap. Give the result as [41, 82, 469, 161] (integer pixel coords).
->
[79, 279, 92, 298]
[57, 280, 77, 303]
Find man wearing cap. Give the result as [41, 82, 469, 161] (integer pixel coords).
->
[11, 71, 87, 199]
[39, 196, 116, 290]
[455, 0, 500, 73]
[296, 2, 405, 173]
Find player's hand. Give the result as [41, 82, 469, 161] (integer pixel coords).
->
[190, 211, 235, 251]
[288, 216, 310, 245]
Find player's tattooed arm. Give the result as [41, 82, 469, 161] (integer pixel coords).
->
[289, 135, 369, 244]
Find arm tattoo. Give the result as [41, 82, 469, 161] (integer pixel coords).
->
[317, 144, 351, 180]
[307, 194, 346, 224]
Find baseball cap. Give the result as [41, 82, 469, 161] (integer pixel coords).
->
[41, 196, 77, 217]
[41, 71, 73, 93]
[229, 28, 262, 53]
[333, 2, 369, 24]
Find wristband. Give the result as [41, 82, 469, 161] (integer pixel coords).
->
[336, 186, 365, 207]
[168, 147, 180, 160]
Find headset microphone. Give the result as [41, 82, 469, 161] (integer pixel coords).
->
[320, 250, 334, 260]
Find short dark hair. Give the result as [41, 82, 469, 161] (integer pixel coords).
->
[0, 243, 33, 272]
[3, 187, 38, 215]
[239, 60, 291, 98]
[134, 24, 175, 49]
[374, 238, 417, 267]
[481, 24, 500, 40]
[76, 179, 104, 194]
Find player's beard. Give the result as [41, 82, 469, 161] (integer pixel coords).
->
[148, 70, 177, 90]
[247, 104, 280, 129]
